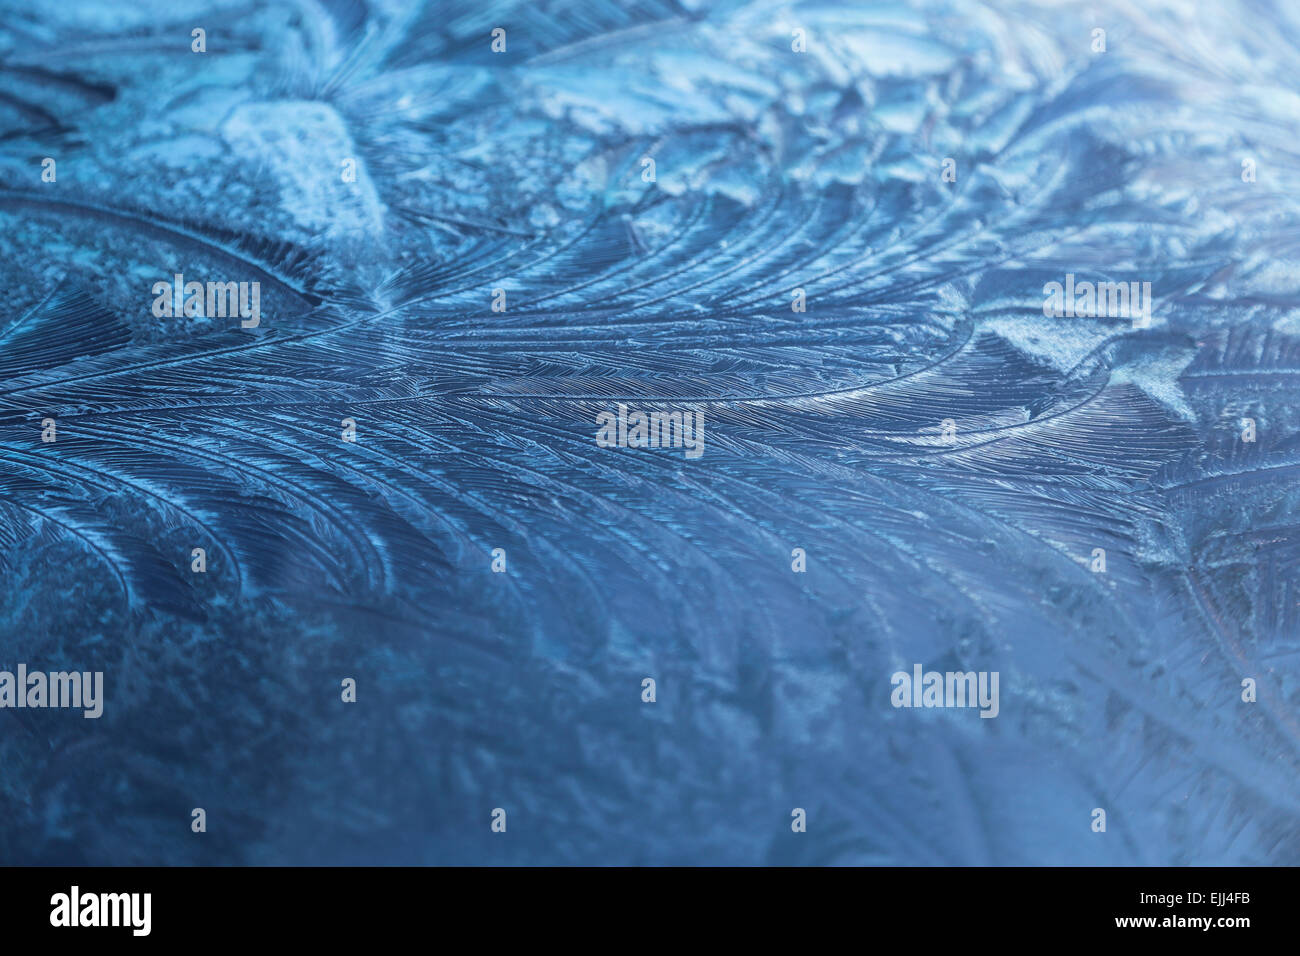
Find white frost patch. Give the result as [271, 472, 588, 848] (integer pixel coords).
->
[221, 101, 384, 238]
[984, 315, 1117, 372]
[1273, 309, 1300, 336]
[987, 314, 1195, 419]
[1109, 348, 1198, 422]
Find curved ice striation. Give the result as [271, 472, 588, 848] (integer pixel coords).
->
[0, 0, 1297, 864]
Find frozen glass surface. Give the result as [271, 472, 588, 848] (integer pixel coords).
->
[0, 0, 1296, 865]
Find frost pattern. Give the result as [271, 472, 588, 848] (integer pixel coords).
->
[0, 0, 1297, 864]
